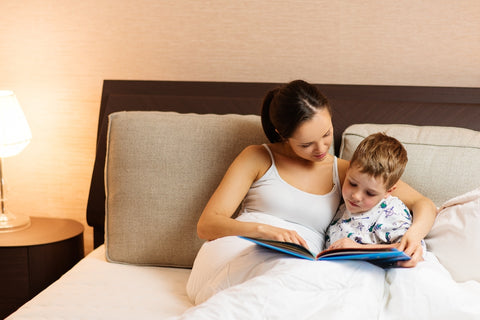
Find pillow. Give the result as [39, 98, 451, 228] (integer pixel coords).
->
[339, 124, 480, 207]
[105, 111, 267, 267]
[425, 188, 480, 282]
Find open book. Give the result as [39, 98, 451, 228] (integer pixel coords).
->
[240, 236, 410, 266]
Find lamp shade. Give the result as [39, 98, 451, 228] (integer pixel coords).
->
[0, 91, 32, 158]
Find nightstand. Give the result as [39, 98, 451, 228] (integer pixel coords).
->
[0, 217, 84, 319]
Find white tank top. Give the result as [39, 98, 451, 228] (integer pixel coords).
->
[239, 144, 342, 233]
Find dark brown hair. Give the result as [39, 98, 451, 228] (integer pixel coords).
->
[261, 80, 332, 143]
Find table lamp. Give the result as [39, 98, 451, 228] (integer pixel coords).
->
[0, 90, 32, 232]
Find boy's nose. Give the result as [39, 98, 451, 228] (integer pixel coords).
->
[351, 191, 361, 201]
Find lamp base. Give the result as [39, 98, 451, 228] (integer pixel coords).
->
[0, 211, 31, 232]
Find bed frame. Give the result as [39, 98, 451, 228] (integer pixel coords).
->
[87, 80, 480, 248]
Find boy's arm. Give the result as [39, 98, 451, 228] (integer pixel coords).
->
[327, 237, 398, 250]
[374, 196, 429, 268]
[330, 198, 423, 267]
[372, 198, 412, 244]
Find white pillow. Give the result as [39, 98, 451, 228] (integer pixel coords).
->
[425, 187, 480, 282]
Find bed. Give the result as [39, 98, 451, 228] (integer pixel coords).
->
[7, 80, 480, 319]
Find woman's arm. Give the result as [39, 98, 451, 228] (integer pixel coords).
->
[391, 179, 437, 267]
[197, 145, 308, 247]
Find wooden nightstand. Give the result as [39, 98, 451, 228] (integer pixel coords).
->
[0, 217, 84, 319]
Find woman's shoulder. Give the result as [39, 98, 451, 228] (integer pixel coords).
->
[240, 144, 268, 157]
[336, 157, 350, 167]
[336, 157, 350, 184]
[236, 144, 272, 166]
[235, 144, 273, 181]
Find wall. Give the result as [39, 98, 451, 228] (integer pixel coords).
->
[1, 0, 479, 254]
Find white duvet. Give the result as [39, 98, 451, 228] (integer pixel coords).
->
[8, 190, 480, 320]
[181, 210, 480, 320]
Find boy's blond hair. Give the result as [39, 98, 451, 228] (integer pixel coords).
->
[350, 132, 408, 190]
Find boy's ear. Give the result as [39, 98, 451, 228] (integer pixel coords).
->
[384, 184, 397, 198]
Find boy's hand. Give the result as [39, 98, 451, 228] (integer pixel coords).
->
[328, 237, 362, 250]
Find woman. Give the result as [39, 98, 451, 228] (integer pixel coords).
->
[185, 80, 438, 315]
[198, 80, 433, 257]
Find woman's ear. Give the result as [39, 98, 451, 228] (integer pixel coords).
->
[275, 129, 286, 141]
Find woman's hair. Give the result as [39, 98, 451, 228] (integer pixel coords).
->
[261, 80, 332, 143]
[350, 132, 408, 190]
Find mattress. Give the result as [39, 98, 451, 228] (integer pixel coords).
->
[7, 246, 193, 319]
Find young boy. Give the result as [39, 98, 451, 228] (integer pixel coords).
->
[325, 132, 425, 252]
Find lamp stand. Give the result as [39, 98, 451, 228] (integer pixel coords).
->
[0, 158, 31, 232]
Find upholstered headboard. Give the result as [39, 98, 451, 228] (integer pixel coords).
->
[87, 80, 480, 248]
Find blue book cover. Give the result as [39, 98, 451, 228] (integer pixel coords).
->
[239, 236, 410, 266]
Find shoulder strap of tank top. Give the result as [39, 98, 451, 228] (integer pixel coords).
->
[261, 144, 275, 164]
[332, 156, 341, 187]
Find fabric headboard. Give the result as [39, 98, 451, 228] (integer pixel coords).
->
[87, 80, 480, 248]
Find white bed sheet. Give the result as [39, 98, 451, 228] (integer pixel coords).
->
[7, 245, 193, 320]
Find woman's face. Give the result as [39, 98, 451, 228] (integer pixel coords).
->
[287, 108, 333, 162]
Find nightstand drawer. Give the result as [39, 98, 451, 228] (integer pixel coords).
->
[0, 217, 84, 319]
[0, 247, 29, 298]
[28, 236, 84, 296]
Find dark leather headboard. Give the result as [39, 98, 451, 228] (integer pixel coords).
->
[87, 80, 480, 248]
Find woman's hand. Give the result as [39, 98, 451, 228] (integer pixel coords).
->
[396, 244, 423, 268]
[256, 224, 309, 249]
[396, 229, 425, 268]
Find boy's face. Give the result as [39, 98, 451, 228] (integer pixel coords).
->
[342, 164, 393, 214]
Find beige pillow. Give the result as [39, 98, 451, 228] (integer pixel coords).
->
[105, 111, 267, 267]
[425, 188, 480, 282]
[339, 124, 480, 207]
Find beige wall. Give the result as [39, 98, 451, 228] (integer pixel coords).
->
[1, 0, 479, 253]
